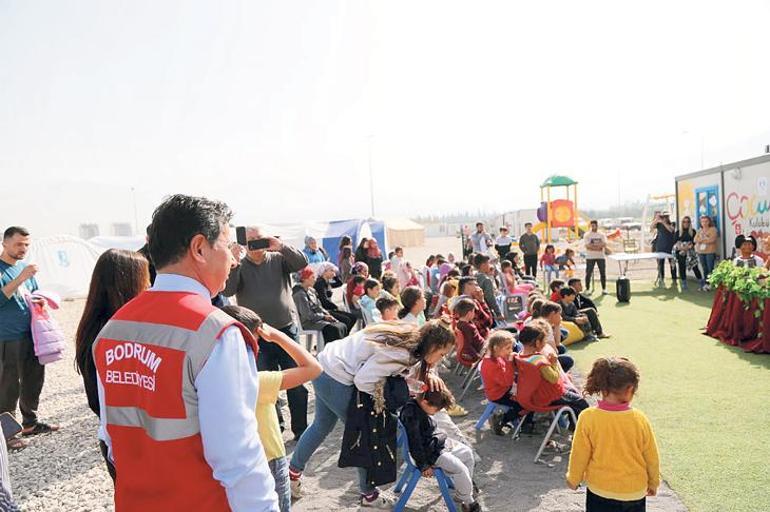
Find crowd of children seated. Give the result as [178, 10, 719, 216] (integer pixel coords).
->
[281, 232, 657, 512]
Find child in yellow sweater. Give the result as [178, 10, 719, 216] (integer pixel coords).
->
[566, 357, 660, 512]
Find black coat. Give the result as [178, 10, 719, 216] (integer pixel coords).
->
[338, 377, 409, 487]
[398, 400, 446, 471]
[313, 276, 343, 311]
[574, 293, 596, 311]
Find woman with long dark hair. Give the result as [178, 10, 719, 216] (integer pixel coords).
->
[673, 216, 703, 291]
[75, 249, 150, 481]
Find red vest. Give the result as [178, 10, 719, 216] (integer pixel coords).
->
[93, 291, 258, 512]
[514, 354, 567, 412]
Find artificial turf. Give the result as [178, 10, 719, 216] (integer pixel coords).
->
[568, 282, 770, 512]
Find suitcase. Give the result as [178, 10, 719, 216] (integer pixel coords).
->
[616, 276, 631, 303]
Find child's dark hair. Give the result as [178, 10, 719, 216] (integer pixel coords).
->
[541, 301, 562, 317]
[426, 255, 436, 266]
[420, 388, 455, 410]
[529, 298, 546, 317]
[399, 286, 424, 319]
[545, 244, 555, 253]
[376, 296, 399, 314]
[487, 330, 515, 355]
[460, 263, 473, 276]
[220, 305, 263, 333]
[584, 357, 641, 396]
[453, 297, 476, 317]
[364, 278, 381, 294]
[518, 325, 545, 346]
[500, 260, 512, 270]
[412, 320, 456, 380]
[447, 268, 460, 279]
[381, 275, 398, 293]
[549, 279, 565, 292]
[559, 287, 576, 298]
[351, 275, 366, 286]
[457, 276, 477, 295]
[567, 278, 582, 287]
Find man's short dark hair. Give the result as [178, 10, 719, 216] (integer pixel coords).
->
[472, 253, 490, 268]
[567, 278, 582, 287]
[3, 226, 30, 240]
[220, 305, 263, 333]
[590, 220, 598, 226]
[458, 276, 477, 295]
[475, 222, 484, 228]
[541, 301, 562, 317]
[559, 287, 576, 298]
[148, 194, 233, 269]
[524, 222, 533, 228]
[453, 297, 476, 317]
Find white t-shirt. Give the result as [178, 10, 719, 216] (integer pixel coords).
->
[583, 231, 607, 260]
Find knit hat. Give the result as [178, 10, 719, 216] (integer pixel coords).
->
[352, 261, 369, 275]
[735, 234, 758, 251]
[299, 266, 316, 281]
[316, 262, 338, 276]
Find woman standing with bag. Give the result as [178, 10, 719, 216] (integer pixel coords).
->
[673, 216, 703, 291]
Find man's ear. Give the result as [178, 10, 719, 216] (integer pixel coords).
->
[189, 234, 209, 264]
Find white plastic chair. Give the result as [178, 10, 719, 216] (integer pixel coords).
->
[297, 318, 325, 354]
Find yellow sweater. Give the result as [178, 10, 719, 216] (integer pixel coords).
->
[566, 406, 661, 501]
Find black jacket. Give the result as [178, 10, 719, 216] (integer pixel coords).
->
[313, 275, 343, 311]
[574, 293, 596, 311]
[398, 399, 446, 471]
[339, 390, 399, 487]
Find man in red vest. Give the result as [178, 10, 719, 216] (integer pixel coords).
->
[93, 194, 278, 511]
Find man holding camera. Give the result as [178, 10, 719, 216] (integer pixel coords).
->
[225, 227, 309, 439]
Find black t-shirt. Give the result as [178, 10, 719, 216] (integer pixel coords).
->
[654, 222, 677, 253]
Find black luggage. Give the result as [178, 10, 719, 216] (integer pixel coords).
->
[616, 276, 631, 303]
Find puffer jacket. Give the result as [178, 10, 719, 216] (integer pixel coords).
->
[24, 291, 65, 364]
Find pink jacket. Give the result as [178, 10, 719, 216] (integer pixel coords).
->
[24, 291, 66, 365]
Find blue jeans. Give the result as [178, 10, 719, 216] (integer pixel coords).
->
[290, 372, 373, 494]
[269, 456, 291, 512]
[698, 253, 717, 285]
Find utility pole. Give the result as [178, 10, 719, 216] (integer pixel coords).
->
[368, 135, 375, 217]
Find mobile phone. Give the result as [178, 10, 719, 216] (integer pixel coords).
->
[0, 412, 21, 441]
[235, 227, 271, 251]
[236, 226, 248, 246]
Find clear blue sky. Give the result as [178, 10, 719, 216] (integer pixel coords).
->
[2, 0, 770, 236]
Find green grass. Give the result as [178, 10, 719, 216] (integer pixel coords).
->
[568, 283, 770, 512]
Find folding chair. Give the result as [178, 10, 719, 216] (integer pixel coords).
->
[510, 406, 577, 463]
[473, 368, 511, 431]
[394, 421, 458, 512]
[457, 357, 484, 402]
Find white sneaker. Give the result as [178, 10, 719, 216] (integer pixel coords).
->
[290, 478, 302, 499]
[360, 491, 396, 508]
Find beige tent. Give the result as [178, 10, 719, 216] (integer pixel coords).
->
[385, 218, 425, 248]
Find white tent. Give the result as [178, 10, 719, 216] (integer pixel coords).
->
[88, 235, 145, 252]
[24, 235, 102, 299]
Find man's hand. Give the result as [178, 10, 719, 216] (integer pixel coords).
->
[567, 480, 579, 491]
[647, 487, 658, 497]
[422, 468, 434, 478]
[265, 237, 283, 252]
[256, 323, 283, 343]
[576, 316, 588, 325]
[19, 264, 38, 281]
[324, 314, 336, 322]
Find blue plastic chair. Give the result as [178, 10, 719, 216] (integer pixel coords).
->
[474, 401, 511, 431]
[394, 421, 458, 512]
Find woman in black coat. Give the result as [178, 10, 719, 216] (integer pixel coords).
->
[313, 262, 358, 332]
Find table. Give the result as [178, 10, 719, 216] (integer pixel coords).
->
[607, 252, 674, 276]
[705, 287, 770, 354]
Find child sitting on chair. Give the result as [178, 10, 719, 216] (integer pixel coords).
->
[399, 389, 482, 512]
[454, 297, 486, 367]
[548, 279, 565, 302]
[516, 323, 589, 420]
[556, 248, 576, 278]
[359, 278, 382, 323]
[501, 260, 535, 295]
[480, 331, 527, 435]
